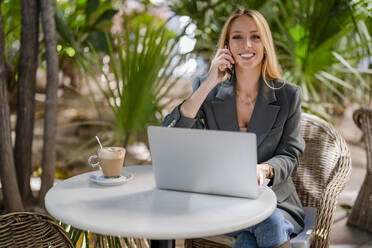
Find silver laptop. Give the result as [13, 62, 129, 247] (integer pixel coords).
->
[147, 126, 259, 198]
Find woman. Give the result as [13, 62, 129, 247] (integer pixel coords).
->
[163, 8, 305, 248]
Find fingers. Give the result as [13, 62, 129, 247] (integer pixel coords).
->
[257, 172, 264, 186]
[256, 164, 267, 187]
[215, 55, 234, 73]
[218, 54, 235, 66]
[259, 170, 264, 186]
[215, 49, 234, 64]
[215, 50, 235, 64]
[216, 48, 232, 57]
[209, 48, 235, 80]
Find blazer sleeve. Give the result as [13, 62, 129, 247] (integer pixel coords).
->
[265, 87, 305, 187]
[162, 76, 207, 129]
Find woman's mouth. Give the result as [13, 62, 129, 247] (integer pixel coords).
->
[239, 53, 255, 60]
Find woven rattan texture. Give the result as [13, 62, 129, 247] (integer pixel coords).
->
[185, 238, 231, 248]
[185, 113, 351, 248]
[347, 108, 372, 232]
[0, 212, 73, 248]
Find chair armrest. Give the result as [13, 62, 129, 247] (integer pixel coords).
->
[311, 144, 351, 248]
[291, 207, 317, 248]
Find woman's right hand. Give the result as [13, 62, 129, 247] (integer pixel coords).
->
[179, 48, 235, 119]
[207, 48, 235, 86]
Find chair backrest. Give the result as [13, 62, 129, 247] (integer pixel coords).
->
[292, 113, 351, 208]
[0, 212, 73, 248]
[292, 113, 351, 248]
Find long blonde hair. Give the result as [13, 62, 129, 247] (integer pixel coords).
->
[217, 8, 283, 88]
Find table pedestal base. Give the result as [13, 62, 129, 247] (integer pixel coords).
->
[150, 240, 175, 248]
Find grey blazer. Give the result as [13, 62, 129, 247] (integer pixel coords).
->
[162, 75, 305, 234]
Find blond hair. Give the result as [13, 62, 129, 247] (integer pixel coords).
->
[217, 8, 283, 88]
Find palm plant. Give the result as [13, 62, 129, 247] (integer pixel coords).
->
[89, 17, 188, 148]
[329, 51, 372, 106]
[272, 0, 371, 117]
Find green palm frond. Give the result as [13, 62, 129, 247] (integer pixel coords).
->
[90, 20, 187, 147]
[273, 0, 371, 117]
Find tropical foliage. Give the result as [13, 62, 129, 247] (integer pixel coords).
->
[271, 0, 371, 116]
[54, 0, 118, 88]
[56, 0, 117, 54]
[88, 17, 187, 148]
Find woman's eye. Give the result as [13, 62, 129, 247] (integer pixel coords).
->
[232, 35, 242, 39]
[251, 35, 260, 40]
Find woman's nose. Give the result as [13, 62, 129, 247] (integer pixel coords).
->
[245, 39, 252, 48]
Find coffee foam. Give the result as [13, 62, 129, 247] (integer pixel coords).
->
[98, 147, 125, 159]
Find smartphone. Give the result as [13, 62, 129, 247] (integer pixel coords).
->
[225, 41, 235, 82]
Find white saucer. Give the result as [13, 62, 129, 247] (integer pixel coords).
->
[89, 172, 134, 186]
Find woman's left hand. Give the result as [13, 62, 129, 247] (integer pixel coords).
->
[256, 163, 273, 186]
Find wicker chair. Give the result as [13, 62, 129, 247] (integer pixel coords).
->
[347, 108, 372, 232]
[185, 113, 352, 248]
[0, 212, 73, 248]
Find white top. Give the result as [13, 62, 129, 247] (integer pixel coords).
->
[45, 165, 276, 239]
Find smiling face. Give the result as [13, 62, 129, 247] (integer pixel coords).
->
[228, 15, 265, 71]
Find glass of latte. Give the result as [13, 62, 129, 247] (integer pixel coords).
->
[88, 147, 126, 178]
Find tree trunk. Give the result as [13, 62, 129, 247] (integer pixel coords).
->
[38, 0, 59, 206]
[14, 0, 39, 205]
[0, 4, 24, 212]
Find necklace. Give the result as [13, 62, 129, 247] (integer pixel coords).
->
[236, 91, 257, 109]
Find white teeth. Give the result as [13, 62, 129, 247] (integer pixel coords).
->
[240, 53, 254, 58]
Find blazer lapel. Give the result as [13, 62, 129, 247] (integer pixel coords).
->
[248, 77, 280, 146]
[211, 80, 240, 131]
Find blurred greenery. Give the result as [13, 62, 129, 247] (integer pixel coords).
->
[54, 0, 118, 89]
[1, 0, 21, 101]
[89, 17, 188, 147]
[272, 0, 371, 117]
[55, 0, 117, 55]
[1, 0, 21, 68]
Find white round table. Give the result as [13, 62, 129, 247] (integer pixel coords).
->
[45, 165, 276, 246]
